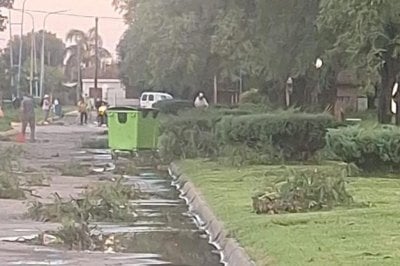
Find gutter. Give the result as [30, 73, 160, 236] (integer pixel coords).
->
[169, 162, 256, 266]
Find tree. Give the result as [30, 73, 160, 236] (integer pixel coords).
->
[117, 0, 223, 98]
[317, 0, 400, 123]
[116, 0, 322, 103]
[112, 0, 136, 22]
[1, 30, 65, 97]
[252, 0, 320, 104]
[5, 31, 65, 68]
[0, 0, 13, 31]
[64, 28, 112, 82]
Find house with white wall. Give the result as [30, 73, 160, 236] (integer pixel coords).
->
[81, 64, 138, 106]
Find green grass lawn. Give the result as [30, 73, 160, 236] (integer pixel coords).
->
[179, 160, 400, 266]
[0, 107, 18, 131]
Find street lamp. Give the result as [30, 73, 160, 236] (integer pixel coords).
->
[14, 9, 36, 96]
[16, 0, 28, 99]
[39, 9, 68, 98]
[313, 58, 323, 104]
[25, 12, 39, 97]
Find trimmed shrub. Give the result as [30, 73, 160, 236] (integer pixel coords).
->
[326, 125, 400, 171]
[153, 99, 193, 115]
[159, 108, 255, 162]
[159, 113, 220, 162]
[217, 112, 335, 161]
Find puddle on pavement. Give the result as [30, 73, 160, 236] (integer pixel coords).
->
[76, 149, 222, 266]
[3, 149, 221, 265]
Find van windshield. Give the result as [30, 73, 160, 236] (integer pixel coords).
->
[149, 95, 154, 101]
[141, 94, 147, 101]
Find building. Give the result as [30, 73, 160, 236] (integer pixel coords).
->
[81, 64, 138, 106]
[334, 70, 367, 121]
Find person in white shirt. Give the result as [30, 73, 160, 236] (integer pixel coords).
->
[42, 95, 51, 122]
[194, 92, 209, 108]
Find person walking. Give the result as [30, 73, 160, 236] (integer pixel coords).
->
[42, 94, 51, 123]
[20, 94, 36, 142]
[77, 96, 88, 125]
[84, 94, 93, 122]
[53, 98, 63, 117]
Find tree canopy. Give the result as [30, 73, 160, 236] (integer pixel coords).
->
[318, 0, 400, 122]
[1, 30, 65, 98]
[114, 0, 400, 121]
[116, 0, 322, 102]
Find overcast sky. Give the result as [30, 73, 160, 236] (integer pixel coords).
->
[0, 0, 127, 57]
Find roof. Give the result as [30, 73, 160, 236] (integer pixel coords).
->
[81, 64, 120, 80]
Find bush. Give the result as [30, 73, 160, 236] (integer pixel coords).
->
[153, 99, 193, 115]
[159, 107, 256, 162]
[326, 125, 400, 171]
[217, 112, 335, 161]
[252, 169, 353, 214]
[159, 113, 219, 162]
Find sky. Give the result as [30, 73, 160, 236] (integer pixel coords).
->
[0, 0, 127, 57]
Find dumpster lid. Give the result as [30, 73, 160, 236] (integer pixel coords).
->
[108, 106, 158, 111]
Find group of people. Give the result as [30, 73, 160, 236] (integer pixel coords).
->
[40, 94, 63, 122]
[77, 94, 108, 126]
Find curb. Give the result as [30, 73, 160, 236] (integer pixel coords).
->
[169, 162, 256, 266]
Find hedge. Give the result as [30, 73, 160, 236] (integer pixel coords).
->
[217, 112, 335, 161]
[153, 99, 193, 115]
[326, 125, 400, 171]
[159, 111, 221, 162]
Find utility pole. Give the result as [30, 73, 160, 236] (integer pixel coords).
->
[76, 42, 81, 102]
[29, 26, 33, 95]
[17, 0, 28, 98]
[94, 17, 99, 99]
[8, 9, 14, 98]
[39, 10, 68, 98]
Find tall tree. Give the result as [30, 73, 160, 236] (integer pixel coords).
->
[1, 31, 65, 97]
[112, 0, 136, 22]
[117, 0, 223, 98]
[116, 0, 321, 103]
[318, 0, 400, 123]
[0, 0, 13, 31]
[64, 28, 112, 82]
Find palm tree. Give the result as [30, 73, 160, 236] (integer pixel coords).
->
[63, 28, 112, 82]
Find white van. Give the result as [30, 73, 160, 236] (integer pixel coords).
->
[140, 92, 173, 109]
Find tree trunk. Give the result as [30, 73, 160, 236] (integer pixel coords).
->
[379, 59, 397, 124]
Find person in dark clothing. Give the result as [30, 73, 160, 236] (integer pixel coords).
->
[13, 96, 22, 109]
[20, 94, 36, 142]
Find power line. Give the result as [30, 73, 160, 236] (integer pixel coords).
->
[11, 8, 124, 21]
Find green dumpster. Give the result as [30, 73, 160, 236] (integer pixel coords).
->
[107, 107, 160, 151]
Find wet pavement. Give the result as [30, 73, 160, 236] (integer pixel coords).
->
[76, 149, 223, 266]
[0, 121, 222, 266]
